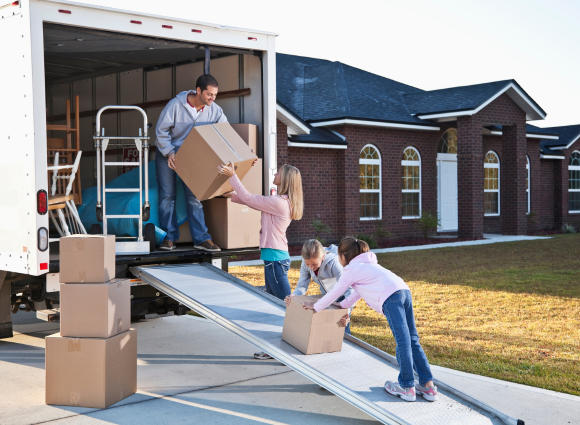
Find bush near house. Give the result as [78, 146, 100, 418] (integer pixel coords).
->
[230, 234, 580, 396]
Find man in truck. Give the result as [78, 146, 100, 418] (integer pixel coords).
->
[155, 74, 226, 252]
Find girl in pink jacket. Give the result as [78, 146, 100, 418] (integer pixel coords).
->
[303, 237, 438, 402]
[218, 162, 304, 360]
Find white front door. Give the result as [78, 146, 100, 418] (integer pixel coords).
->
[438, 155, 458, 231]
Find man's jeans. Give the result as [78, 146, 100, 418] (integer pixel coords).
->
[382, 290, 433, 388]
[155, 150, 211, 244]
[263, 259, 291, 300]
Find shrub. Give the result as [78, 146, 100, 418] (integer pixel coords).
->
[311, 217, 332, 245]
[373, 220, 391, 244]
[356, 233, 378, 249]
[416, 210, 441, 238]
[527, 212, 539, 235]
[562, 223, 577, 234]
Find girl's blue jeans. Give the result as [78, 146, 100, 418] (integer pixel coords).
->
[263, 259, 291, 300]
[382, 289, 433, 388]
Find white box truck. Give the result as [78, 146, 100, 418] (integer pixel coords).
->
[0, 0, 278, 337]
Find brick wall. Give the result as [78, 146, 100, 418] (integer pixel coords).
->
[539, 159, 556, 229]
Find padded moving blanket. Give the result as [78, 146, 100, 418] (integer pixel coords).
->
[77, 161, 188, 246]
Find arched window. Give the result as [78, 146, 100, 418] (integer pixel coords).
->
[484, 151, 500, 216]
[526, 156, 530, 214]
[359, 145, 381, 219]
[402, 147, 421, 218]
[438, 129, 458, 154]
[570, 151, 580, 213]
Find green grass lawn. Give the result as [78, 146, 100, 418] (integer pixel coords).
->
[230, 234, 580, 395]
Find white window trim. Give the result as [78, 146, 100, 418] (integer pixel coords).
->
[484, 151, 500, 217]
[526, 156, 530, 215]
[569, 151, 580, 214]
[402, 147, 421, 219]
[360, 144, 382, 220]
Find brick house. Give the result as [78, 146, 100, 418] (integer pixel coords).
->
[274, 53, 580, 243]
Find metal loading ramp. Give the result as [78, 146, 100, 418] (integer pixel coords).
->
[131, 263, 524, 425]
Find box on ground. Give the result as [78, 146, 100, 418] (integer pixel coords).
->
[177, 159, 263, 244]
[200, 198, 261, 249]
[45, 329, 137, 409]
[59, 235, 115, 283]
[282, 295, 347, 355]
[60, 278, 130, 338]
[175, 122, 257, 201]
[230, 123, 258, 154]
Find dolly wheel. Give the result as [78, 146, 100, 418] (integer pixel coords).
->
[89, 224, 102, 235]
[96, 206, 103, 222]
[144, 223, 156, 252]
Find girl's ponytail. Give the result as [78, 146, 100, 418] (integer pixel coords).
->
[338, 236, 370, 265]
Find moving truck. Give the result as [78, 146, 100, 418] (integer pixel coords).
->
[0, 0, 278, 337]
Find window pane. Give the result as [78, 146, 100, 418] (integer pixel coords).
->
[570, 192, 580, 211]
[402, 193, 419, 217]
[359, 164, 365, 178]
[570, 169, 580, 190]
[359, 177, 365, 190]
[484, 192, 498, 214]
[360, 192, 380, 218]
[372, 164, 379, 177]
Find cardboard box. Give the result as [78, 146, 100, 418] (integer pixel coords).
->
[45, 329, 137, 409]
[59, 235, 116, 283]
[230, 123, 259, 153]
[60, 279, 130, 338]
[175, 122, 257, 201]
[201, 198, 261, 249]
[282, 295, 347, 355]
[177, 159, 263, 244]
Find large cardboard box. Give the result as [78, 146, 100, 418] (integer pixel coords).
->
[282, 295, 347, 355]
[45, 329, 137, 409]
[60, 279, 130, 338]
[230, 123, 258, 153]
[175, 122, 257, 201]
[201, 198, 261, 249]
[177, 159, 263, 244]
[59, 235, 115, 283]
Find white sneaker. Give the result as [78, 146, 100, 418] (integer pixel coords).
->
[384, 381, 416, 402]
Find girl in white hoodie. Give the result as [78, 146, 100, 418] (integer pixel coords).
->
[302, 237, 438, 403]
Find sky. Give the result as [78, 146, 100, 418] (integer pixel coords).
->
[73, 0, 580, 128]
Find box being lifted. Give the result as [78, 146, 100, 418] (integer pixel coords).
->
[175, 123, 257, 201]
[282, 295, 348, 355]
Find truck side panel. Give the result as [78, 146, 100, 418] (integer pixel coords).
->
[0, 1, 48, 275]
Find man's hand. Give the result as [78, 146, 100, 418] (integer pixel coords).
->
[167, 152, 177, 170]
[221, 191, 234, 199]
[251, 158, 258, 167]
[339, 314, 350, 327]
[217, 161, 236, 177]
[284, 294, 295, 307]
[302, 301, 316, 311]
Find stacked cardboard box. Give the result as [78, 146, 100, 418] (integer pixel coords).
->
[46, 235, 137, 409]
[178, 124, 263, 248]
[282, 295, 347, 355]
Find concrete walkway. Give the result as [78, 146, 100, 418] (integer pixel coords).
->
[1, 311, 578, 425]
[229, 234, 551, 267]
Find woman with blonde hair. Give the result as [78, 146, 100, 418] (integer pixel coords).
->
[219, 162, 303, 360]
[218, 162, 303, 299]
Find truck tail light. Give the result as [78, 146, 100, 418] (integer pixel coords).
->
[11, 1, 20, 6]
[40, 262, 48, 270]
[37, 190, 47, 215]
[38, 228, 48, 252]
[58, 9, 71, 14]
